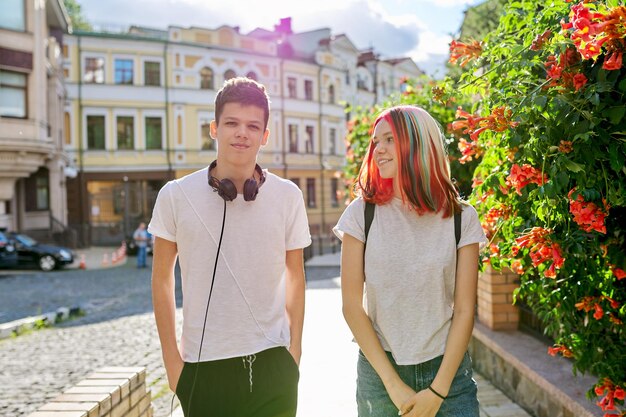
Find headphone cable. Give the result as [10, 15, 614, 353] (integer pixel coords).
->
[184, 198, 227, 416]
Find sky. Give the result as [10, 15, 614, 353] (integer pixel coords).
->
[76, 0, 483, 77]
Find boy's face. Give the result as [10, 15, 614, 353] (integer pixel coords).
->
[210, 102, 269, 166]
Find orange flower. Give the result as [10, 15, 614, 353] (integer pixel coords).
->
[510, 260, 525, 275]
[595, 378, 626, 411]
[449, 39, 483, 67]
[548, 344, 574, 358]
[506, 164, 548, 195]
[612, 267, 626, 280]
[562, 3, 626, 70]
[603, 50, 624, 70]
[515, 227, 564, 278]
[568, 188, 608, 234]
[531, 29, 552, 51]
[558, 140, 574, 153]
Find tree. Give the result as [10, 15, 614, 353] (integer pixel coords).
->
[63, 0, 92, 32]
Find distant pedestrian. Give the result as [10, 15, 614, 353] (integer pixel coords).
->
[133, 222, 149, 268]
[334, 105, 487, 417]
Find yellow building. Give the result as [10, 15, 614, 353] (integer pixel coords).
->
[0, 0, 71, 242]
[63, 18, 422, 251]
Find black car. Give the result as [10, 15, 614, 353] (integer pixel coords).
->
[7, 232, 74, 272]
[0, 231, 18, 269]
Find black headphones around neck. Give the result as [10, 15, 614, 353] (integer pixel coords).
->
[207, 160, 266, 201]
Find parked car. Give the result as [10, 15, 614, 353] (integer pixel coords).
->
[0, 230, 18, 269]
[7, 232, 74, 272]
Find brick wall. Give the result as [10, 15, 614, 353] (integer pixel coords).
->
[477, 266, 520, 330]
[27, 367, 152, 417]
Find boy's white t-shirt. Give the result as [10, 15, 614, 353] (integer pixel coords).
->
[333, 197, 487, 365]
[149, 168, 311, 362]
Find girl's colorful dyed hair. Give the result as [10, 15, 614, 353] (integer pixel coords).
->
[356, 105, 461, 217]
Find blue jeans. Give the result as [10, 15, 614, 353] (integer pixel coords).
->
[137, 246, 147, 268]
[356, 351, 479, 417]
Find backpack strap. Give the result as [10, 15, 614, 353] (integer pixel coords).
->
[454, 209, 461, 246]
[364, 201, 375, 245]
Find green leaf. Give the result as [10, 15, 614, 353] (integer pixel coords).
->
[562, 160, 584, 173]
[609, 143, 624, 173]
[603, 107, 626, 126]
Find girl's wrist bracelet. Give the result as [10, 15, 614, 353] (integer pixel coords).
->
[428, 385, 447, 400]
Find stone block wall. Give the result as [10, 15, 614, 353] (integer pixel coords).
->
[27, 367, 152, 417]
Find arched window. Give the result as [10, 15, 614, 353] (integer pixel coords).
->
[328, 85, 335, 104]
[246, 71, 258, 81]
[200, 67, 213, 90]
[224, 69, 236, 81]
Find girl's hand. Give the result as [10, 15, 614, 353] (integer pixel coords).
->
[386, 380, 417, 412]
[399, 388, 444, 416]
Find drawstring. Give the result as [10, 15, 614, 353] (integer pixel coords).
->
[242, 354, 257, 392]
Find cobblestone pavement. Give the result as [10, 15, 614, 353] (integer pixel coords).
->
[0, 260, 181, 417]
[0, 260, 339, 417]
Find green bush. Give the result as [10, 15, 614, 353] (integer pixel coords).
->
[447, 1, 626, 414]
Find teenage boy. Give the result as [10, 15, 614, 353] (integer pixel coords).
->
[149, 77, 311, 417]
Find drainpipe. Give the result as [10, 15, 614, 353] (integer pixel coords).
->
[163, 40, 173, 179]
[77, 35, 87, 246]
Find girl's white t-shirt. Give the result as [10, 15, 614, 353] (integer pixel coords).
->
[333, 197, 487, 365]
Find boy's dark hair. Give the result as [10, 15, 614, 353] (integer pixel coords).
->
[214, 77, 270, 128]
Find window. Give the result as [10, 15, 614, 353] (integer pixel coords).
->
[345, 72, 350, 85]
[1, 0, 25, 31]
[177, 115, 183, 145]
[306, 178, 316, 208]
[144, 61, 161, 86]
[224, 69, 236, 81]
[87, 115, 105, 150]
[200, 67, 213, 89]
[115, 59, 134, 85]
[201, 122, 214, 150]
[145, 117, 162, 149]
[117, 116, 134, 150]
[64, 112, 71, 145]
[246, 71, 258, 81]
[287, 77, 297, 98]
[0, 70, 26, 118]
[304, 80, 313, 100]
[328, 85, 335, 104]
[288, 124, 298, 153]
[25, 168, 49, 211]
[84, 57, 104, 84]
[305, 126, 314, 154]
[330, 178, 339, 207]
[290, 178, 300, 189]
[329, 128, 337, 155]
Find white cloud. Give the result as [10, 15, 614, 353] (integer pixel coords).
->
[79, 0, 459, 76]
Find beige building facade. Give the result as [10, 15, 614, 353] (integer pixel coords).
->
[0, 0, 72, 243]
[62, 18, 422, 250]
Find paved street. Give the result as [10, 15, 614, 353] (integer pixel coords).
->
[0, 257, 530, 417]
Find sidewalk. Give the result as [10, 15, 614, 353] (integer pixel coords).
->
[67, 245, 129, 270]
[171, 273, 530, 417]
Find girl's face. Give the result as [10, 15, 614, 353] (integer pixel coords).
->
[372, 119, 398, 180]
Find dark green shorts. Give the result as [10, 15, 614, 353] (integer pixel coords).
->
[176, 346, 300, 417]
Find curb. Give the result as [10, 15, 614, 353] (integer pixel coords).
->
[0, 306, 83, 340]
